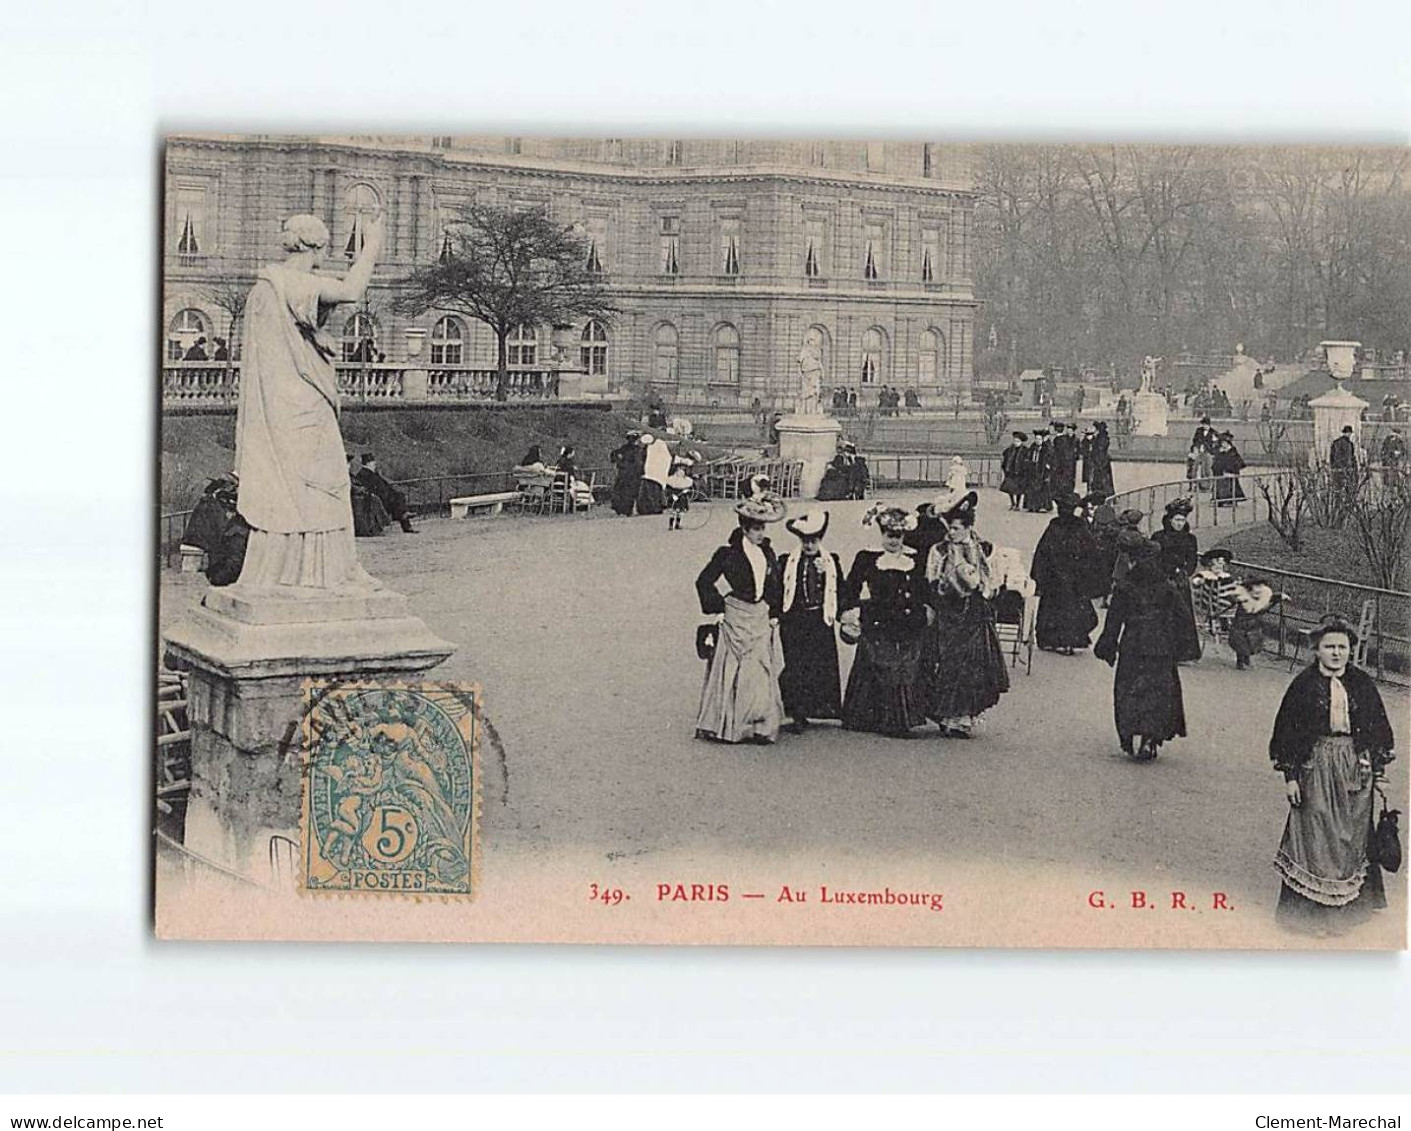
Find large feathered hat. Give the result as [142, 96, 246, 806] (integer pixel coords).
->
[863, 503, 916, 533]
[734, 495, 787, 523]
[785, 510, 829, 540]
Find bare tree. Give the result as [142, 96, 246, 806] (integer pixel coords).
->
[1348, 476, 1411, 590]
[1258, 463, 1310, 551]
[201, 279, 249, 390]
[394, 204, 618, 401]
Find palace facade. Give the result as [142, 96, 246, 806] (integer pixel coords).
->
[163, 134, 979, 408]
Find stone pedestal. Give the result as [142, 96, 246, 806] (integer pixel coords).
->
[1310, 382, 1369, 464]
[401, 367, 429, 401]
[1131, 391, 1169, 436]
[776, 414, 842, 499]
[162, 586, 456, 886]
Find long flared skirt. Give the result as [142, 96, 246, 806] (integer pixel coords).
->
[696, 596, 785, 744]
[637, 479, 666, 515]
[1214, 474, 1245, 504]
[843, 631, 929, 735]
[1172, 579, 1203, 662]
[778, 609, 843, 721]
[1111, 654, 1186, 750]
[1036, 589, 1098, 650]
[610, 473, 640, 515]
[927, 598, 1010, 721]
[1275, 735, 1386, 932]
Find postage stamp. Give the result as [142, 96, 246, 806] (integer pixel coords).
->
[300, 682, 480, 897]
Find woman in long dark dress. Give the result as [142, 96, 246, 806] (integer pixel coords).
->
[1085, 422, 1115, 501]
[841, 505, 930, 737]
[776, 510, 844, 733]
[1093, 540, 1188, 760]
[1000, 432, 1028, 510]
[608, 430, 643, 515]
[694, 495, 788, 744]
[1270, 617, 1396, 935]
[1212, 432, 1246, 505]
[1030, 492, 1103, 654]
[1149, 497, 1202, 662]
[922, 492, 1009, 737]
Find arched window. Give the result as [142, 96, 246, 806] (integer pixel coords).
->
[341, 312, 380, 362]
[508, 324, 537, 367]
[166, 308, 211, 361]
[860, 327, 885, 385]
[652, 322, 679, 386]
[342, 183, 382, 260]
[431, 316, 465, 365]
[918, 328, 944, 384]
[713, 323, 741, 386]
[580, 320, 609, 376]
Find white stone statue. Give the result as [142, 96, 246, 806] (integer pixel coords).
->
[796, 340, 824, 416]
[1139, 355, 1162, 393]
[232, 211, 385, 593]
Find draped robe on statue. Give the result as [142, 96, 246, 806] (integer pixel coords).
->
[233, 264, 375, 591]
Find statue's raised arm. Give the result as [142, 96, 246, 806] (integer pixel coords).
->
[229, 213, 386, 595]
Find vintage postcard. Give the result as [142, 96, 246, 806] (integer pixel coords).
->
[155, 134, 1409, 947]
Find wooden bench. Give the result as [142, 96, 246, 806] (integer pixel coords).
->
[449, 490, 521, 519]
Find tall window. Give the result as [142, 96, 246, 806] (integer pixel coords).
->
[584, 215, 607, 274]
[861, 327, 884, 384]
[720, 217, 741, 275]
[713, 323, 741, 385]
[431, 316, 465, 365]
[923, 143, 933, 178]
[508, 324, 537, 367]
[580, 320, 609, 376]
[166, 308, 211, 361]
[507, 137, 523, 155]
[866, 142, 885, 172]
[921, 226, 941, 282]
[653, 323, 679, 385]
[863, 221, 885, 280]
[665, 140, 683, 165]
[342, 183, 381, 260]
[171, 185, 209, 258]
[808, 142, 826, 167]
[918, 328, 943, 384]
[660, 216, 681, 275]
[341, 312, 379, 362]
[804, 216, 826, 278]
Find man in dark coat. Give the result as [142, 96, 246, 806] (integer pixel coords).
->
[1024, 429, 1054, 512]
[843, 442, 870, 500]
[355, 454, 417, 533]
[1031, 491, 1104, 653]
[1050, 422, 1079, 497]
[1382, 426, 1406, 487]
[1190, 416, 1218, 486]
[1330, 424, 1359, 500]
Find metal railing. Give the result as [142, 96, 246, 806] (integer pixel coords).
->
[1107, 471, 1295, 533]
[864, 453, 1001, 489]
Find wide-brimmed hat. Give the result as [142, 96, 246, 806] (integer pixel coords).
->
[639, 433, 655, 445]
[1012, 431, 1028, 441]
[735, 495, 787, 523]
[1200, 416, 1212, 425]
[940, 490, 979, 526]
[1164, 497, 1193, 517]
[1117, 508, 1144, 526]
[1054, 490, 1083, 514]
[1310, 614, 1359, 648]
[863, 503, 916, 533]
[786, 510, 829, 540]
[1199, 547, 1232, 565]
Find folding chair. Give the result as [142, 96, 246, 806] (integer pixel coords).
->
[992, 586, 1036, 674]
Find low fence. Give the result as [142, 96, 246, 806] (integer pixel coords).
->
[864, 452, 1001, 490]
[162, 362, 565, 407]
[1108, 471, 1294, 534]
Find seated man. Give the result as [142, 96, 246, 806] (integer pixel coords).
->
[354, 453, 417, 534]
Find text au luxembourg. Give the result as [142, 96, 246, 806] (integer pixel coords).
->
[1255, 1118, 1400, 1129]
[655, 884, 944, 911]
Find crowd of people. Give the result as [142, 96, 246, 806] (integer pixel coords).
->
[998, 421, 1114, 513]
[692, 486, 1012, 745]
[1186, 417, 1248, 503]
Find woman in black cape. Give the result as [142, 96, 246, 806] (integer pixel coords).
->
[1149, 497, 1202, 662]
[1093, 539, 1188, 760]
[1270, 616, 1396, 935]
[1031, 491, 1104, 654]
[1212, 432, 1246, 505]
[608, 431, 644, 515]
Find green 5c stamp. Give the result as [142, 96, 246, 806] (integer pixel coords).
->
[301, 682, 480, 897]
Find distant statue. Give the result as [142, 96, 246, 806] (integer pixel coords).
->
[1139, 355, 1162, 393]
[231, 211, 385, 593]
[796, 340, 825, 415]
